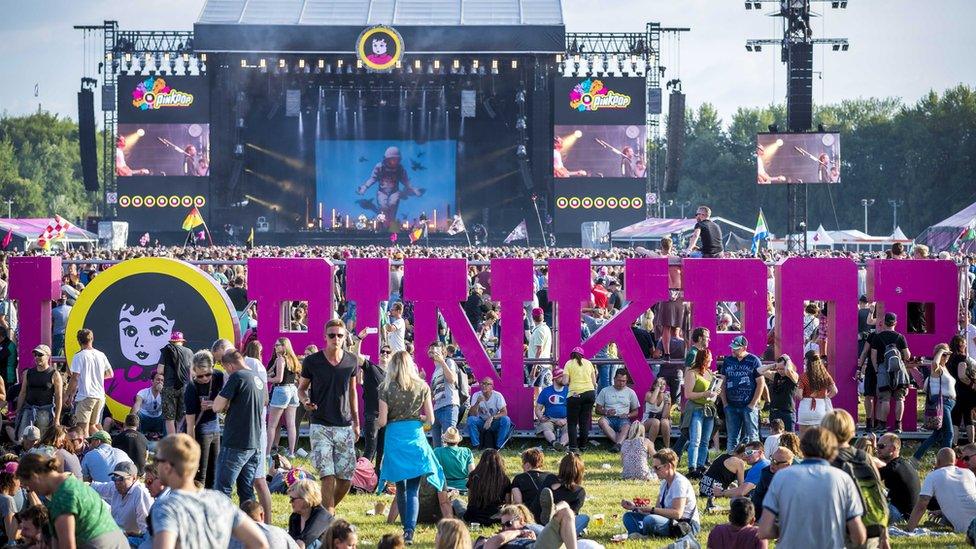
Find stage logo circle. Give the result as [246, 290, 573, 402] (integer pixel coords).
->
[556, 197, 569, 209]
[357, 25, 404, 72]
[65, 258, 240, 419]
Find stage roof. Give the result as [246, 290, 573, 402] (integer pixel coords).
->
[195, 0, 566, 53]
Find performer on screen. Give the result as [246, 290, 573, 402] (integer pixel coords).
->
[115, 136, 150, 176]
[182, 145, 209, 177]
[553, 137, 587, 178]
[593, 138, 641, 177]
[756, 143, 786, 184]
[793, 145, 837, 183]
[356, 146, 424, 227]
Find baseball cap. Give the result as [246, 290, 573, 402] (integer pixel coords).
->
[110, 461, 138, 480]
[552, 368, 565, 380]
[884, 312, 897, 326]
[571, 346, 585, 356]
[169, 331, 185, 343]
[32, 345, 51, 356]
[87, 431, 113, 444]
[472, 283, 485, 291]
[531, 307, 544, 319]
[730, 335, 748, 350]
[21, 426, 41, 441]
[858, 295, 869, 303]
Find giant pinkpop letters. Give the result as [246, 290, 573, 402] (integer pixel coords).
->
[7, 256, 962, 430]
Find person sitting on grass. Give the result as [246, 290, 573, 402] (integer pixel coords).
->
[620, 421, 654, 481]
[434, 518, 471, 549]
[288, 479, 334, 548]
[432, 427, 474, 493]
[511, 448, 557, 523]
[713, 441, 768, 500]
[707, 497, 767, 549]
[322, 518, 358, 549]
[699, 444, 747, 511]
[463, 449, 511, 526]
[377, 533, 405, 549]
[15, 505, 51, 549]
[478, 502, 581, 549]
[543, 453, 590, 535]
[620, 448, 700, 539]
[232, 500, 299, 549]
[595, 370, 640, 453]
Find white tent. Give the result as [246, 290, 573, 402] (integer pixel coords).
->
[810, 224, 834, 247]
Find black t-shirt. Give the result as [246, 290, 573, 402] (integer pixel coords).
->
[226, 286, 249, 311]
[288, 505, 333, 546]
[185, 370, 225, 426]
[695, 219, 723, 257]
[631, 327, 656, 359]
[111, 429, 148, 475]
[360, 359, 386, 417]
[160, 343, 193, 390]
[301, 351, 359, 427]
[511, 470, 557, 520]
[218, 369, 265, 449]
[769, 373, 797, 412]
[869, 330, 907, 367]
[552, 484, 586, 515]
[879, 457, 920, 516]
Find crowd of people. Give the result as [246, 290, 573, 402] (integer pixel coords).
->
[0, 209, 973, 547]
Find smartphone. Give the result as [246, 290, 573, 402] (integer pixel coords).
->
[364, 327, 378, 335]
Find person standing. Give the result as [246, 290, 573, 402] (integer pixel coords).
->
[757, 427, 866, 548]
[869, 312, 911, 432]
[67, 329, 114, 436]
[948, 334, 976, 446]
[562, 347, 596, 454]
[157, 331, 194, 436]
[795, 351, 838, 433]
[528, 308, 553, 402]
[150, 433, 268, 549]
[267, 337, 303, 458]
[298, 319, 361, 514]
[386, 302, 407, 353]
[914, 344, 956, 460]
[759, 355, 798, 433]
[360, 344, 390, 464]
[16, 344, 62, 438]
[51, 294, 71, 357]
[377, 350, 445, 544]
[685, 206, 723, 258]
[0, 326, 17, 388]
[212, 350, 266, 506]
[184, 350, 225, 489]
[429, 342, 461, 448]
[719, 336, 766, 452]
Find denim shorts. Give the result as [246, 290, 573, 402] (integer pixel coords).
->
[270, 384, 300, 408]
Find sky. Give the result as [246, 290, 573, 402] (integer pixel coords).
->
[0, 0, 974, 123]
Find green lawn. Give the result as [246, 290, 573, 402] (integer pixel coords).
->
[267, 439, 967, 548]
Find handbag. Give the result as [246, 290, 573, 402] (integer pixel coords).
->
[922, 375, 943, 431]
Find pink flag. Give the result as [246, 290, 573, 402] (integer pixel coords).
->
[1, 228, 11, 250]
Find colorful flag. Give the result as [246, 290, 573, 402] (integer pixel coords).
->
[139, 233, 150, 247]
[960, 220, 976, 242]
[504, 220, 528, 244]
[447, 215, 466, 235]
[246, 228, 255, 248]
[37, 215, 72, 250]
[751, 209, 769, 255]
[1, 228, 11, 250]
[409, 227, 424, 243]
[181, 207, 205, 231]
[389, 232, 399, 243]
[195, 229, 206, 241]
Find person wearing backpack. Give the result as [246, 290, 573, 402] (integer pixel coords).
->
[822, 410, 889, 549]
[868, 313, 911, 433]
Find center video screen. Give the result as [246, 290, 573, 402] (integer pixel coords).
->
[553, 125, 647, 179]
[315, 140, 456, 229]
[757, 132, 841, 184]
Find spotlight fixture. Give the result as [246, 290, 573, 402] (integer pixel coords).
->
[259, 58, 267, 68]
[491, 59, 499, 74]
[515, 116, 526, 130]
[755, 45, 762, 52]
[299, 59, 306, 69]
[414, 59, 422, 69]
[832, 44, 840, 51]
[841, 43, 849, 51]
[511, 59, 518, 69]
[240, 59, 247, 68]
[515, 90, 525, 104]
[318, 59, 325, 69]
[745, 45, 753, 52]
[453, 59, 460, 69]
[234, 144, 244, 157]
[279, 59, 286, 68]
[516, 144, 527, 158]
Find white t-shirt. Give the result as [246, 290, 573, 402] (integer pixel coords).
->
[764, 433, 782, 459]
[70, 348, 112, 400]
[473, 391, 506, 421]
[596, 386, 639, 417]
[658, 473, 700, 523]
[967, 324, 976, 360]
[919, 466, 976, 533]
[529, 323, 552, 359]
[135, 388, 162, 418]
[387, 317, 406, 352]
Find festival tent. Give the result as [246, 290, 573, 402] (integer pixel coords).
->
[0, 218, 97, 251]
[810, 224, 835, 247]
[768, 227, 912, 252]
[610, 216, 754, 245]
[917, 201, 976, 253]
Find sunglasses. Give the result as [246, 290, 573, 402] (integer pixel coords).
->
[501, 518, 519, 528]
[195, 373, 212, 380]
[32, 352, 45, 357]
[877, 443, 888, 450]
[771, 459, 790, 465]
[380, 350, 392, 355]
[327, 333, 346, 339]
[744, 449, 758, 457]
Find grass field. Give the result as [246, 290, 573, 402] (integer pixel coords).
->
[266, 438, 967, 548]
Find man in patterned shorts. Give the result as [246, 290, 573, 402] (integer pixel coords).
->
[298, 319, 361, 514]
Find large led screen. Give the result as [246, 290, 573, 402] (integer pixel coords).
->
[553, 178, 646, 233]
[554, 124, 647, 179]
[116, 123, 210, 177]
[315, 140, 456, 228]
[117, 75, 209, 123]
[554, 77, 647, 125]
[757, 132, 841, 184]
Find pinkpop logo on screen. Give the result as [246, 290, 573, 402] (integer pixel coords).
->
[131, 77, 194, 110]
[569, 78, 631, 112]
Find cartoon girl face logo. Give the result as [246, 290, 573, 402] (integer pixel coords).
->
[358, 26, 402, 71]
[118, 301, 175, 367]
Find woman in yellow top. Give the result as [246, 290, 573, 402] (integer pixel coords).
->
[682, 349, 719, 478]
[561, 346, 597, 453]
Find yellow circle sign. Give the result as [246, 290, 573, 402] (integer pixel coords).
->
[357, 25, 404, 72]
[65, 257, 240, 420]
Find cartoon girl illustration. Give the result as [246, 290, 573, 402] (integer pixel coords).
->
[366, 37, 394, 65]
[118, 297, 176, 379]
